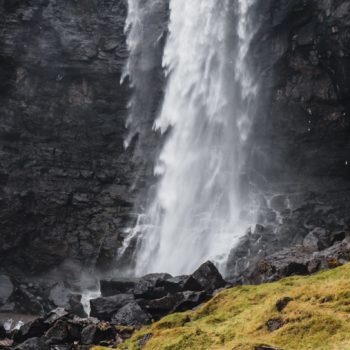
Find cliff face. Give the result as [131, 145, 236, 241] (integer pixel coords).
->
[0, 0, 133, 275]
[0, 0, 349, 280]
[227, 0, 350, 281]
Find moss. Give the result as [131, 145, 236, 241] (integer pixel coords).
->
[106, 263, 350, 350]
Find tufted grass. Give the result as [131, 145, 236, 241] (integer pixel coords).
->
[93, 263, 350, 350]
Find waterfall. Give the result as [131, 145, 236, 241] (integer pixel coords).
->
[122, 0, 258, 276]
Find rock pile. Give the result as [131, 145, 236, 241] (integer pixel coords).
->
[0, 262, 227, 349]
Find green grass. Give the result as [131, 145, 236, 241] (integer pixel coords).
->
[93, 263, 350, 350]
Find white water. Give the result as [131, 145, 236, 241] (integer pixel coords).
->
[123, 0, 258, 276]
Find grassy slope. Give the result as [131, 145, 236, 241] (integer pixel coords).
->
[94, 263, 350, 350]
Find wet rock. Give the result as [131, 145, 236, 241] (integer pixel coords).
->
[100, 279, 136, 297]
[173, 291, 209, 312]
[90, 294, 134, 321]
[111, 302, 151, 326]
[133, 274, 172, 300]
[276, 297, 293, 312]
[191, 261, 226, 291]
[80, 321, 116, 345]
[0, 325, 5, 339]
[14, 337, 49, 350]
[138, 294, 184, 320]
[0, 275, 13, 305]
[45, 320, 70, 345]
[13, 317, 48, 343]
[159, 275, 203, 293]
[303, 228, 331, 251]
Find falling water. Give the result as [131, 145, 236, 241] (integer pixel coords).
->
[122, 0, 258, 276]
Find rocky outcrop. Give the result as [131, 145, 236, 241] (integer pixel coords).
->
[0, 0, 134, 276]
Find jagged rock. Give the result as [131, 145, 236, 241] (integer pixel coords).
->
[45, 320, 70, 345]
[14, 337, 49, 350]
[173, 291, 209, 312]
[159, 275, 203, 293]
[276, 297, 293, 312]
[80, 322, 116, 345]
[111, 302, 152, 326]
[133, 274, 172, 300]
[191, 261, 226, 291]
[90, 294, 134, 321]
[12, 318, 48, 343]
[100, 279, 136, 297]
[138, 294, 184, 320]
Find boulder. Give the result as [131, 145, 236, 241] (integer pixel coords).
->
[138, 294, 183, 320]
[132, 273, 172, 300]
[0, 275, 13, 305]
[111, 302, 151, 326]
[14, 337, 49, 350]
[13, 318, 48, 343]
[191, 261, 226, 291]
[159, 275, 203, 293]
[90, 294, 134, 321]
[45, 320, 70, 345]
[100, 279, 136, 297]
[80, 322, 116, 345]
[173, 291, 209, 312]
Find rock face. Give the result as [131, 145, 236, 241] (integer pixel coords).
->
[0, 0, 133, 276]
[225, 0, 350, 282]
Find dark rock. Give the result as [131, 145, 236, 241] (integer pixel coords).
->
[90, 294, 134, 321]
[0, 323, 6, 338]
[173, 291, 209, 312]
[303, 228, 331, 251]
[159, 275, 203, 293]
[100, 279, 136, 297]
[138, 294, 184, 320]
[11, 286, 44, 315]
[80, 322, 116, 345]
[0, 275, 13, 306]
[191, 261, 226, 291]
[266, 318, 284, 332]
[133, 274, 172, 299]
[14, 337, 49, 350]
[255, 346, 283, 350]
[138, 333, 152, 349]
[111, 302, 151, 326]
[13, 318, 48, 343]
[49, 284, 86, 318]
[276, 297, 293, 312]
[0, 0, 133, 277]
[43, 308, 69, 326]
[45, 320, 70, 345]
